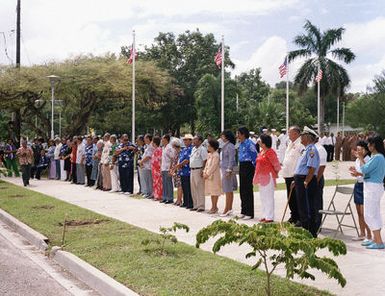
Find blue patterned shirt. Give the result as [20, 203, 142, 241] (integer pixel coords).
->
[85, 144, 94, 167]
[59, 143, 67, 157]
[178, 145, 193, 176]
[117, 142, 136, 168]
[238, 138, 257, 166]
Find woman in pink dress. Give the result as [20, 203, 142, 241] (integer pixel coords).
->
[203, 139, 222, 214]
[151, 136, 163, 200]
[253, 134, 281, 223]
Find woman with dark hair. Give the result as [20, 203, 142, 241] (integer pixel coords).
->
[354, 134, 385, 249]
[151, 136, 163, 201]
[349, 140, 371, 242]
[253, 134, 281, 222]
[237, 127, 257, 220]
[219, 130, 238, 216]
[203, 139, 222, 214]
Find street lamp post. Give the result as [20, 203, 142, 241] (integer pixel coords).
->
[47, 75, 60, 139]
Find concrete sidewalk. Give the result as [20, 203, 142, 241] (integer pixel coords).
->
[4, 161, 385, 296]
[0, 221, 99, 296]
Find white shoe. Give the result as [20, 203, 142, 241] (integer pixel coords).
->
[220, 210, 233, 217]
[242, 216, 253, 220]
[124, 192, 131, 195]
[236, 214, 245, 219]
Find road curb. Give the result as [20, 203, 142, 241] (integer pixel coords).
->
[51, 247, 139, 296]
[0, 208, 49, 251]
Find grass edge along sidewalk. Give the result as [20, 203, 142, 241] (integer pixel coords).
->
[0, 180, 330, 296]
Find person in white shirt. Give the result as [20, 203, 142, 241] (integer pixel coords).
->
[315, 136, 327, 232]
[349, 140, 372, 242]
[271, 129, 278, 152]
[100, 133, 112, 191]
[327, 133, 336, 162]
[76, 137, 86, 185]
[190, 135, 208, 211]
[54, 137, 62, 180]
[160, 135, 175, 204]
[281, 126, 304, 224]
[278, 129, 288, 164]
[138, 134, 154, 198]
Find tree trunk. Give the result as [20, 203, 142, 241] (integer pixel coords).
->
[10, 110, 21, 146]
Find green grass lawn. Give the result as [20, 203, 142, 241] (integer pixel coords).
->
[0, 180, 331, 296]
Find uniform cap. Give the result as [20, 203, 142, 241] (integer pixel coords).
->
[301, 126, 319, 138]
[182, 134, 193, 140]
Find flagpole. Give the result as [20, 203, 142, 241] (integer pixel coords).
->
[317, 63, 321, 135]
[221, 35, 225, 132]
[285, 55, 289, 131]
[132, 30, 136, 143]
[336, 94, 340, 135]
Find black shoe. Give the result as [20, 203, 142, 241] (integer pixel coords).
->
[197, 209, 205, 212]
[180, 204, 187, 208]
[160, 200, 166, 203]
[287, 217, 296, 224]
[294, 221, 302, 227]
[165, 200, 173, 204]
[190, 208, 197, 211]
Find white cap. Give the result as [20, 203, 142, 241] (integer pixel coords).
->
[301, 126, 319, 138]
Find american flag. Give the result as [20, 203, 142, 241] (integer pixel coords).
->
[214, 46, 222, 68]
[315, 68, 323, 82]
[127, 45, 137, 64]
[279, 57, 288, 78]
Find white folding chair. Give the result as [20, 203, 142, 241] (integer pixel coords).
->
[318, 186, 359, 236]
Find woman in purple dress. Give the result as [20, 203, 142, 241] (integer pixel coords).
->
[47, 140, 56, 179]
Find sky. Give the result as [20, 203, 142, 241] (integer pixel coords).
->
[1, 0, 384, 92]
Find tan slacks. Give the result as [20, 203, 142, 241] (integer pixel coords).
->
[191, 169, 205, 210]
[101, 164, 111, 190]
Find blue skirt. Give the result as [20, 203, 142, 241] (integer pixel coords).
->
[354, 182, 364, 205]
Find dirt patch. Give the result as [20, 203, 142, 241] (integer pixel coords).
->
[8, 194, 25, 198]
[32, 205, 55, 210]
[58, 219, 110, 227]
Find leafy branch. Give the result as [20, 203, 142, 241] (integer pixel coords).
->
[142, 222, 189, 255]
[196, 220, 347, 296]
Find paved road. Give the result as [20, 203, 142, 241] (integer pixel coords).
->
[0, 222, 98, 296]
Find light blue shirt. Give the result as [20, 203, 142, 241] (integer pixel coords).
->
[361, 154, 385, 184]
[295, 143, 320, 176]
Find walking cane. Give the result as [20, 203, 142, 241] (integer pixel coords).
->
[280, 183, 294, 224]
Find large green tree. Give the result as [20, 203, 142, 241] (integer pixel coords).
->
[288, 20, 355, 131]
[194, 73, 238, 135]
[125, 30, 234, 133]
[347, 71, 385, 136]
[0, 55, 176, 139]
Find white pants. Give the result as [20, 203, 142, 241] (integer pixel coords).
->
[364, 182, 384, 231]
[259, 174, 275, 221]
[110, 165, 121, 192]
[60, 160, 67, 180]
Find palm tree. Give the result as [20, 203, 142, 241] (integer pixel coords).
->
[288, 20, 355, 132]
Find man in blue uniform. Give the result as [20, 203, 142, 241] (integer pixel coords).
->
[294, 126, 320, 237]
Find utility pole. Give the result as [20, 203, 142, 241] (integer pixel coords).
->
[16, 0, 21, 68]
